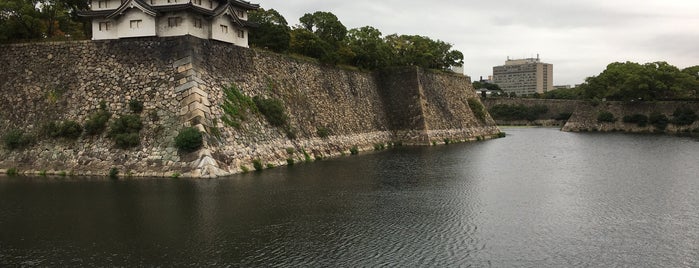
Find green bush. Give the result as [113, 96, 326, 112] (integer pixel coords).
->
[84, 105, 112, 135]
[252, 159, 263, 171]
[253, 96, 288, 127]
[597, 111, 616, 122]
[42, 120, 83, 139]
[128, 100, 144, 113]
[316, 126, 330, 138]
[6, 168, 18, 176]
[109, 167, 119, 179]
[286, 158, 295, 166]
[672, 107, 697, 126]
[467, 98, 487, 122]
[175, 127, 203, 153]
[3, 129, 33, 150]
[374, 143, 385, 151]
[109, 114, 142, 148]
[622, 114, 649, 127]
[649, 111, 669, 130]
[302, 150, 312, 162]
[350, 146, 359, 155]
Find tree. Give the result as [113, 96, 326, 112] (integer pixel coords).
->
[248, 8, 290, 52]
[289, 28, 329, 59]
[384, 34, 463, 70]
[299, 11, 347, 47]
[346, 26, 390, 69]
[579, 61, 699, 101]
[0, 0, 88, 43]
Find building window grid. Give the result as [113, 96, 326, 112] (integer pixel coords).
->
[168, 17, 182, 27]
[220, 25, 228, 33]
[130, 19, 142, 29]
[99, 21, 111, 31]
[194, 18, 202, 28]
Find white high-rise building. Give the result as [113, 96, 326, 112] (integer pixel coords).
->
[493, 55, 553, 95]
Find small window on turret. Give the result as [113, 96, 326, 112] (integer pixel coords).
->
[98, 0, 108, 8]
[99, 21, 111, 31]
[220, 25, 228, 33]
[168, 17, 182, 27]
[194, 19, 202, 29]
[130, 20, 142, 29]
[193, 0, 201, 5]
[237, 30, 244, 38]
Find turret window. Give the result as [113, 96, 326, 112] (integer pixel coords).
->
[130, 20, 142, 29]
[237, 30, 244, 38]
[193, 0, 201, 5]
[99, 21, 111, 31]
[98, 0, 108, 8]
[194, 19, 202, 29]
[220, 25, 228, 33]
[168, 17, 182, 27]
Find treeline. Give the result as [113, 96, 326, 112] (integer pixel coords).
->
[0, 0, 89, 42]
[542, 62, 699, 101]
[249, 9, 464, 70]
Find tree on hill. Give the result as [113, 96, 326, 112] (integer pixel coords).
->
[0, 0, 88, 43]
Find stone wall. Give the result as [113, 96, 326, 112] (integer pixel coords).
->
[482, 98, 579, 126]
[561, 101, 699, 133]
[0, 36, 501, 178]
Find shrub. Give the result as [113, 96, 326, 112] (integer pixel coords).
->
[175, 127, 203, 153]
[128, 100, 144, 113]
[497, 132, 507, 138]
[443, 138, 451, 145]
[3, 129, 33, 150]
[467, 98, 487, 122]
[649, 111, 669, 130]
[266, 163, 274, 169]
[84, 106, 112, 135]
[374, 143, 385, 151]
[109, 114, 142, 148]
[316, 126, 330, 138]
[349, 146, 359, 155]
[6, 168, 18, 176]
[252, 159, 263, 171]
[286, 158, 295, 166]
[42, 120, 83, 139]
[253, 96, 288, 127]
[623, 114, 649, 127]
[597, 111, 616, 122]
[240, 166, 250, 173]
[109, 167, 119, 179]
[171, 173, 180, 179]
[672, 107, 697, 126]
[286, 147, 295, 154]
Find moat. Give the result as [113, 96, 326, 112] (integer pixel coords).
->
[1, 127, 698, 266]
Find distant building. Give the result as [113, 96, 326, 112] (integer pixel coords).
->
[492, 55, 553, 95]
[79, 0, 259, 47]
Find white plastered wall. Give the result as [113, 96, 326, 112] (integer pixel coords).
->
[117, 9, 157, 38]
[92, 20, 118, 40]
[156, 12, 210, 39]
[210, 15, 235, 44]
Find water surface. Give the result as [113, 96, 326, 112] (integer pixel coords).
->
[1, 128, 698, 266]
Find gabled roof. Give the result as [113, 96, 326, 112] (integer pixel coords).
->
[78, 0, 158, 18]
[78, 0, 260, 25]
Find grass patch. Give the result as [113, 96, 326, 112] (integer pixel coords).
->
[350, 146, 359, 155]
[221, 84, 257, 129]
[41, 120, 83, 140]
[6, 168, 18, 176]
[467, 98, 487, 122]
[316, 126, 330, 139]
[253, 96, 288, 127]
[252, 159, 263, 171]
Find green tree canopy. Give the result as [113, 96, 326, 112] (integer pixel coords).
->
[248, 8, 291, 52]
[579, 61, 699, 101]
[346, 26, 390, 69]
[299, 11, 347, 47]
[0, 0, 87, 42]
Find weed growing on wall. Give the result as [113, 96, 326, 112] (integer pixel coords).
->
[252, 159, 263, 171]
[253, 96, 288, 127]
[221, 85, 257, 129]
[316, 126, 330, 138]
[467, 98, 487, 122]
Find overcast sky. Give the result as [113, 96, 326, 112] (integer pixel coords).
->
[257, 0, 699, 86]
